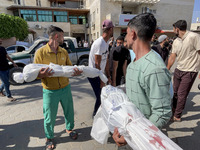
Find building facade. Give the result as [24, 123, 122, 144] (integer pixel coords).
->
[85, 0, 195, 40]
[1, 0, 89, 43]
[0, 0, 195, 43]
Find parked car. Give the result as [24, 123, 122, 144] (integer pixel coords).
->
[6, 45, 29, 54]
[8, 37, 90, 85]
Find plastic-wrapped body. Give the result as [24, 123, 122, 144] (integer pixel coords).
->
[91, 85, 182, 150]
[13, 63, 108, 83]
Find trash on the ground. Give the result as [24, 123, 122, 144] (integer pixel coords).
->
[91, 85, 182, 150]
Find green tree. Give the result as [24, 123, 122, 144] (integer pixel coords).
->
[0, 13, 29, 41]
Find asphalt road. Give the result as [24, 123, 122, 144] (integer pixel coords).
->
[0, 63, 200, 150]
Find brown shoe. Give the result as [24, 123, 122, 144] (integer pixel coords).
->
[7, 97, 16, 102]
[0, 92, 6, 97]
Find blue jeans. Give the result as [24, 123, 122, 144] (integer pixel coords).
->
[0, 70, 11, 97]
[88, 77, 101, 116]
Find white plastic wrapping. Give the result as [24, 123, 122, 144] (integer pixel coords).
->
[91, 85, 182, 150]
[13, 63, 108, 83]
[13, 73, 24, 84]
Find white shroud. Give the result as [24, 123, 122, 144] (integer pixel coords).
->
[91, 85, 182, 150]
[13, 63, 108, 83]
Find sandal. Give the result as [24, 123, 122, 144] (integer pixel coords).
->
[67, 130, 78, 140]
[173, 116, 181, 122]
[45, 139, 55, 150]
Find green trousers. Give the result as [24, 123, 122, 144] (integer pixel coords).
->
[43, 84, 74, 139]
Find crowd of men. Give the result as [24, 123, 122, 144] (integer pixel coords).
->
[0, 12, 200, 150]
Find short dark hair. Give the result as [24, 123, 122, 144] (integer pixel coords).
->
[116, 36, 124, 41]
[128, 13, 157, 42]
[48, 25, 64, 37]
[173, 20, 187, 31]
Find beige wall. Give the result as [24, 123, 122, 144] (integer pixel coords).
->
[24, 0, 37, 6]
[0, 0, 14, 15]
[86, 0, 195, 40]
[71, 24, 86, 33]
[1, 37, 16, 48]
[89, 0, 100, 41]
[41, 0, 51, 7]
[191, 23, 200, 30]
[153, 0, 194, 30]
[88, 0, 122, 40]
[24, 0, 50, 7]
[28, 22, 71, 38]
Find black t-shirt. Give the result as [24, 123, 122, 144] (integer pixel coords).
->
[0, 46, 9, 71]
[113, 46, 129, 77]
[152, 44, 169, 62]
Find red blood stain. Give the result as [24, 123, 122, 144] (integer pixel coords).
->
[149, 125, 159, 132]
[149, 134, 166, 149]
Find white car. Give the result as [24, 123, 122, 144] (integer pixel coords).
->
[6, 45, 29, 54]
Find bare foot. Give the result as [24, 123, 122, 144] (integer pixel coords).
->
[66, 129, 78, 140]
[173, 116, 181, 122]
[46, 139, 54, 150]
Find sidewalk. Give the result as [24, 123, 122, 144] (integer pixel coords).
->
[0, 71, 200, 149]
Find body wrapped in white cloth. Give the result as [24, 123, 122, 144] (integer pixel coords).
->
[91, 85, 182, 150]
[13, 63, 108, 83]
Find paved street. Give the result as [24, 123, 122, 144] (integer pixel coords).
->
[0, 65, 200, 150]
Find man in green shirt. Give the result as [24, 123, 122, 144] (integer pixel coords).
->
[112, 13, 172, 147]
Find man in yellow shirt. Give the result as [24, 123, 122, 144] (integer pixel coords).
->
[34, 26, 82, 150]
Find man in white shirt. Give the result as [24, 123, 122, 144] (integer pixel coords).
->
[88, 19, 113, 116]
[84, 41, 88, 47]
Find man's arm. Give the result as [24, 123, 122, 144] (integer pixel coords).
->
[6, 54, 18, 67]
[122, 60, 127, 78]
[145, 68, 172, 129]
[105, 57, 112, 84]
[95, 55, 102, 70]
[95, 54, 105, 88]
[112, 60, 118, 87]
[167, 53, 176, 70]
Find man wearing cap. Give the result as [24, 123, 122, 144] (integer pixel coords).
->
[152, 34, 169, 64]
[88, 19, 114, 116]
[167, 20, 200, 122]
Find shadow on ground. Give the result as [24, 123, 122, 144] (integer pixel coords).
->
[0, 115, 97, 150]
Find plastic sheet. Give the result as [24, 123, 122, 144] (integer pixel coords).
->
[91, 85, 182, 150]
[13, 63, 108, 83]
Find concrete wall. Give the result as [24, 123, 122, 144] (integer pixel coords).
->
[0, 0, 14, 15]
[1, 37, 16, 48]
[86, 0, 195, 39]
[100, 0, 121, 37]
[191, 23, 200, 30]
[28, 22, 71, 38]
[71, 24, 86, 33]
[40, 0, 51, 7]
[24, 0, 50, 7]
[88, 0, 100, 40]
[153, 0, 194, 30]
[87, 0, 122, 40]
[65, 1, 79, 8]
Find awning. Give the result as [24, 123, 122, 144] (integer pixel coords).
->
[7, 5, 89, 15]
[155, 28, 165, 33]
